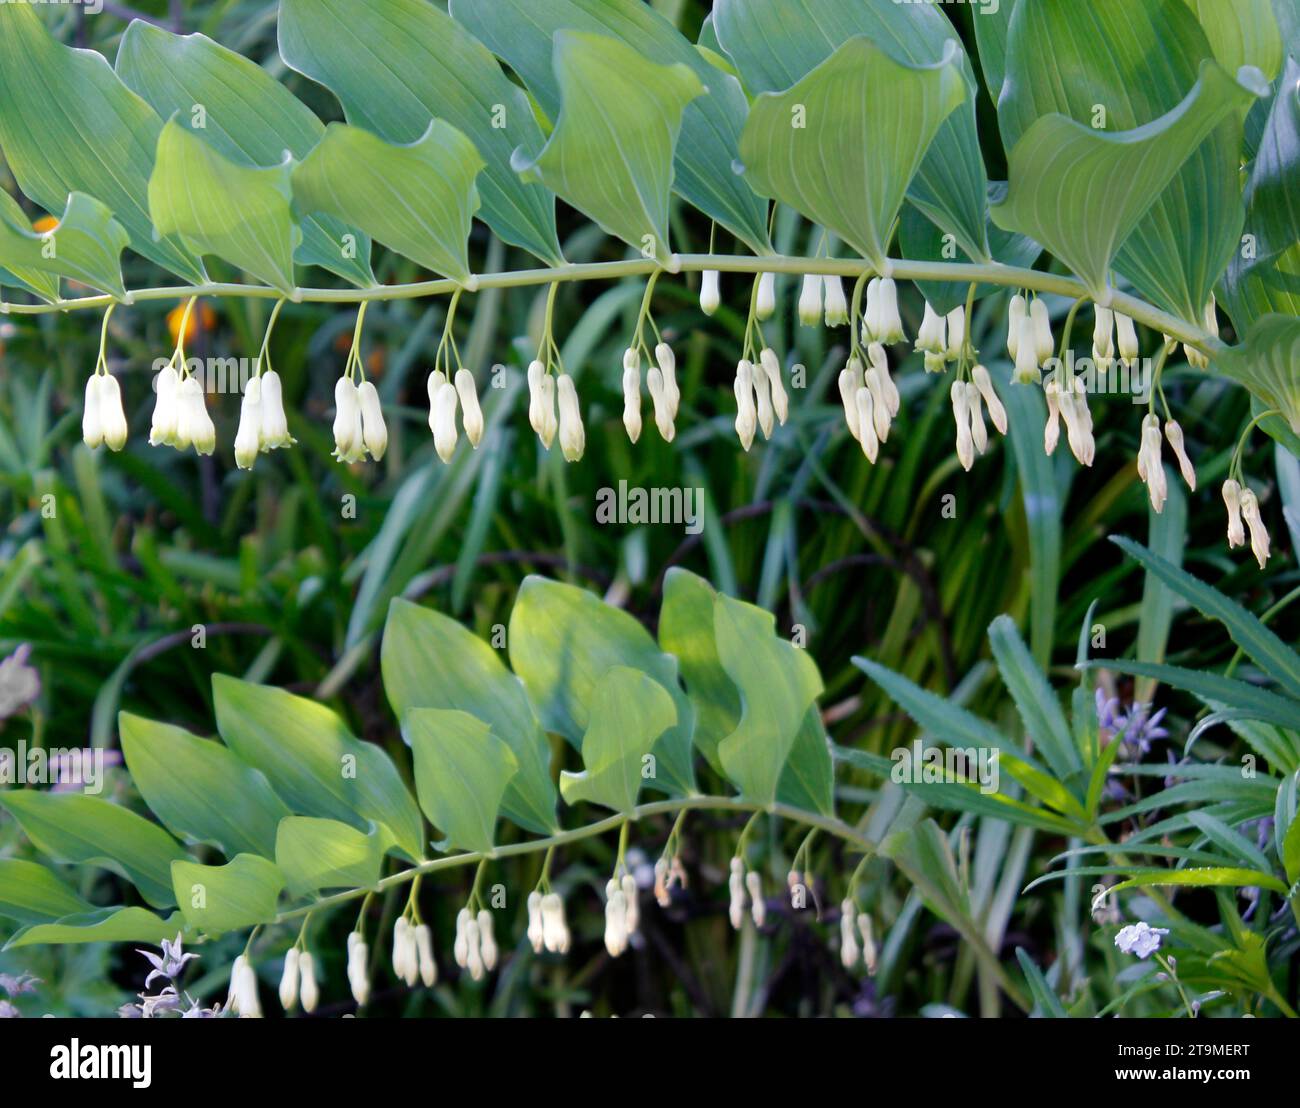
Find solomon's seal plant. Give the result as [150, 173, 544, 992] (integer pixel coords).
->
[0, 0, 1296, 572]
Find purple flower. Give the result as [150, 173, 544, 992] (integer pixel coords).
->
[136, 933, 197, 990]
[0, 644, 40, 720]
[1114, 921, 1169, 959]
[0, 973, 40, 998]
[1095, 688, 1169, 760]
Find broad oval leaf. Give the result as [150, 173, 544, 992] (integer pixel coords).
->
[0, 191, 127, 299]
[1183, 0, 1283, 79]
[406, 709, 518, 854]
[508, 576, 696, 796]
[212, 674, 425, 862]
[512, 31, 703, 266]
[452, 0, 772, 254]
[119, 710, 290, 860]
[0, 186, 60, 302]
[171, 853, 284, 935]
[1217, 313, 1300, 437]
[275, 816, 384, 897]
[1241, 56, 1300, 273]
[115, 22, 374, 287]
[559, 667, 676, 814]
[713, 593, 823, 805]
[381, 598, 557, 835]
[4, 907, 185, 951]
[714, 0, 990, 260]
[0, 4, 205, 283]
[149, 119, 300, 294]
[0, 859, 92, 924]
[737, 35, 966, 270]
[0, 791, 185, 909]
[278, 0, 563, 265]
[993, 60, 1265, 302]
[293, 122, 482, 285]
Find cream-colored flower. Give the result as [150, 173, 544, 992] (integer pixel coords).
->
[797, 273, 822, 326]
[863, 364, 892, 444]
[971, 365, 1007, 435]
[654, 341, 680, 419]
[647, 366, 675, 443]
[178, 375, 216, 456]
[1222, 479, 1245, 548]
[945, 306, 966, 362]
[1163, 419, 1196, 490]
[950, 381, 974, 471]
[823, 276, 849, 326]
[298, 951, 319, 1013]
[557, 373, 585, 461]
[866, 342, 899, 416]
[1239, 488, 1270, 568]
[525, 361, 545, 437]
[477, 909, 498, 973]
[1092, 305, 1115, 373]
[415, 924, 437, 987]
[97, 374, 128, 452]
[82, 374, 105, 450]
[1043, 379, 1061, 455]
[760, 348, 789, 425]
[733, 359, 757, 450]
[332, 376, 365, 463]
[279, 947, 300, 1011]
[839, 901, 860, 969]
[149, 364, 180, 446]
[727, 858, 746, 931]
[357, 380, 387, 462]
[234, 375, 262, 470]
[1006, 294, 1026, 364]
[700, 270, 721, 316]
[621, 348, 642, 444]
[966, 381, 988, 456]
[258, 369, 293, 450]
[875, 278, 905, 344]
[755, 272, 776, 320]
[751, 357, 775, 439]
[745, 871, 766, 928]
[838, 358, 863, 441]
[1115, 312, 1139, 365]
[855, 387, 880, 462]
[915, 301, 946, 355]
[1031, 297, 1054, 365]
[433, 380, 459, 462]
[1137, 413, 1167, 513]
[1013, 315, 1042, 384]
[455, 369, 484, 447]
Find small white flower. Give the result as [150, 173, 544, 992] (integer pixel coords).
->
[727, 858, 747, 931]
[149, 364, 180, 446]
[875, 278, 905, 344]
[1058, 377, 1095, 466]
[857, 913, 877, 976]
[751, 357, 776, 440]
[97, 373, 128, 452]
[538, 373, 558, 449]
[1092, 305, 1115, 373]
[839, 900, 860, 969]
[654, 342, 680, 419]
[1031, 297, 1054, 365]
[357, 380, 387, 462]
[622, 348, 642, 444]
[557, 373, 586, 460]
[464, 915, 485, 981]
[177, 375, 216, 456]
[971, 365, 1007, 435]
[1163, 419, 1195, 490]
[604, 878, 629, 957]
[700, 270, 721, 316]
[621, 873, 640, 937]
[647, 366, 675, 443]
[866, 342, 899, 416]
[1013, 314, 1042, 384]
[82, 374, 104, 449]
[392, 917, 416, 986]
[838, 358, 863, 441]
[433, 381, 459, 462]
[415, 924, 437, 987]
[760, 348, 789, 426]
[454, 369, 484, 447]
[298, 951, 319, 1013]
[915, 301, 946, 355]
[1239, 488, 1270, 568]
[945, 305, 966, 362]
[527, 891, 545, 954]
[1137, 413, 1167, 513]
[854, 387, 880, 463]
[863, 364, 891, 444]
[541, 892, 570, 954]
[1222, 479, 1245, 548]
[823, 276, 848, 326]
[950, 381, 974, 472]
[797, 273, 822, 326]
[755, 272, 776, 320]
[1186, 296, 1217, 369]
[1006, 294, 1026, 364]
[1043, 379, 1062, 456]
[346, 932, 370, 1006]
[1115, 312, 1139, 365]
[477, 909, 498, 973]
[525, 361, 544, 437]
[733, 359, 757, 451]
[279, 947, 300, 1011]
[966, 381, 988, 456]
[453, 908, 471, 968]
[332, 376, 365, 463]
[234, 375, 263, 470]
[228, 955, 262, 1018]
[745, 870, 765, 928]
[258, 369, 293, 450]
[1114, 921, 1169, 959]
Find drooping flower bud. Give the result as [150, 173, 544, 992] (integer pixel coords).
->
[525, 361, 544, 437]
[228, 954, 263, 1018]
[863, 364, 892, 444]
[98, 373, 128, 452]
[760, 348, 789, 426]
[839, 900, 860, 969]
[433, 380, 459, 462]
[1239, 488, 1270, 568]
[1186, 296, 1217, 369]
[454, 369, 484, 447]
[700, 270, 721, 316]
[538, 373, 558, 449]
[1006, 294, 1026, 364]
[1092, 305, 1115, 373]
[1163, 420, 1195, 490]
[647, 366, 675, 443]
[477, 909, 498, 973]
[392, 917, 416, 986]
[1013, 315, 1042, 384]
[1222, 479, 1245, 548]
[1043, 380, 1061, 455]
[178, 375, 217, 456]
[1137, 413, 1167, 513]
[751, 357, 776, 440]
[557, 373, 585, 461]
[527, 891, 545, 954]
[745, 870, 766, 928]
[823, 275, 848, 326]
[838, 358, 863, 441]
[966, 381, 988, 456]
[1031, 297, 1054, 365]
[332, 376, 365, 463]
[464, 915, 485, 981]
[346, 932, 370, 1006]
[945, 305, 966, 362]
[797, 273, 822, 326]
[298, 951, 319, 1013]
[357, 380, 388, 462]
[915, 301, 946, 355]
[620, 874, 640, 936]
[541, 893, 570, 954]
[862, 277, 883, 343]
[727, 858, 746, 931]
[971, 365, 1007, 435]
[1114, 312, 1139, 365]
[149, 364, 180, 446]
[279, 947, 300, 1011]
[950, 381, 974, 472]
[654, 342, 680, 418]
[453, 908, 471, 968]
[415, 924, 437, 987]
[258, 369, 293, 450]
[234, 375, 263, 470]
[622, 348, 642, 444]
[867, 342, 899, 416]
[733, 360, 757, 451]
[604, 878, 629, 956]
[755, 272, 776, 320]
[857, 913, 877, 976]
[875, 278, 905, 344]
[854, 387, 880, 463]
[82, 374, 104, 450]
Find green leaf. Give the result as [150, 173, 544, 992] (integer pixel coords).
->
[274, 816, 384, 897]
[1186, 811, 1276, 873]
[171, 854, 284, 935]
[779, 709, 836, 818]
[994, 59, 1265, 302]
[115, 22, 374, 286]
[406, 709, 519, 854]
[0, 4, 205, 283]
[148, 119, 300, 294]
[0, 791, 185, 909]
[278, 0, 563, 264]
[0, 191, 127, 298]
[738, 35, 965, 270]
[999, 0, 1257, 322]
[512, 31, 702, 266]
[1238, 58, 1300, 277]
[508, 576, 696, 795]
[292, 121, 482, 285]
[452, 0, 772, 254]
[1111, 536, 1300, 698]
[1182, 0, 1283, 79]
[212, 674, 425, 862]
[1135, 477, 1188, 702]
[1217, 313, 1300, 437]
[4, 907, 185, 951]
[0, 859, 92, 924]
[559, 667, 676, 813]
[1283, 812, 1300, 885]
[713, 594, 823, 805]
[119, 710, 290, 860]
[1107, 866, 1289, 898]
[381, 599, 557, 835]
[971, 0, 1016, 103]
[1016, 947, 1068, 1018]
[715, 0, 991, 260]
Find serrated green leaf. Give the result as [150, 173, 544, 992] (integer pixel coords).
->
[149, 119, 299, 294]
[119, 710, 290, 860]
[278, 0, 563, 264]
[1108, 866, 1289, 898]
[452, 0, 771, 254]
[713, 593, 823, 805]
[0, 4, 204, 282]
[274, 816, 384, 896]
[0, 191, 127, 299]
[508, 576, 696, 796]
[559, 667, 676, 813]
[212, 674, 425, 862]
[115, 22, 374, 287]
[0, 859, 92, 924]
[512, 31, 702, 266]
[381, 599, 556, 836]
[4, 907, 185, 951]
[715, 0, 991, 260]
[0, 791, 185, 909]
[406, 709, 518, 854]
[994, 59, 1264, 302]
[293, 122, 482, 285]
[171, 854, 284, 934]
[738, 35, 965, 270]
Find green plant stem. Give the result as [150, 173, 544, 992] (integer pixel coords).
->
[1, 255, 1221, 359]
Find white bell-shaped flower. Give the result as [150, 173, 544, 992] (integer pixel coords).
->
[1222, 479, 1245, 548]
[700, 269, 721, 316]
[654, 341, 679, 418]
[760, 348, 789, 425]
[357, 380, 387, 461]
[1239, 488, 1270, 568]
[945, 306, 966, 362]
[332, 377, 364, 462]
[258, 370, 293, 450]
[621, 348, 642, 444]
[98, 374, 128, 452]
[178, 375, 216, 455]
[915, 301, 946, 355]
[82, 374, 104, 449]
[965, 380, 988, 456]
[1163, 419, 1196, 490]
[875, 278, 905, 344]
[823, 276, 849, 326]
[1006, 294, 1026, 364]
[415, 924, 437, 987]
[971, 365, 1007, 435]
[733, 359, 758, 451]
[433, 381, 459, 462]
[838, 358, 863, 442]
[1031, 297, 1054, 365]
[298, 951, 319, 1013]
[797, 274, 822, 326]
[1092, 305, 1115, 373]
[1115, 312, 1139, 365]
[755, 272, 776, 320]
[557, 373, 585, 461]
[234, 375, 263, 470]
[454, 369, 484, 447]
[279, 947, 300, 1011]
[149, 364, 180, 446]
[751, 358, 776, 440]
[854, 387, 880, 463]
[1013, 315, 1042, 384]
[647, 366, 675, 443]
[950, 381, 974, 472]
